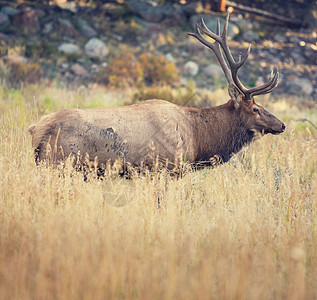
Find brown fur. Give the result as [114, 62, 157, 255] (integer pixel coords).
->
[28, 96, 285, 172]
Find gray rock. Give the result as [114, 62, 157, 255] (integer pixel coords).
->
[70, 63, 88, 76]
[181, 50, 188, 57]
[184, 61, 199, 76]
[271, 57, 280, 65]
[165, 53, 176, 62]
[78, 19, 97, 38]
[12, 7, 40, 33]
[242, 31, 260, 43]
[180, 77, 188, 86]
[285, 69, 301, 77]
[91, 64, 99, 73]
[127, 0, 164, 22]
[0, 12, 10, 27]
[57, 19, 79, 37]
[287, 78, 313, 95]
[1, 6, 19, 16]
[289, 35, 300, 43]
[43, 18, 79, 38]
[269, 48, 277, 55]
[182, 2, 204, 16]
[34, 9, 45, 18]
[61, 63, 69, 69]
[190, 14, 239, 40]
[110, 33, 123, 41]
[84, 38, 108, 59]
[291, 50, 306, 64]
[43, 22, 53, 34]
[158, 4, 186, 25]
[230, 16, 253, 32]
[0, 32, 8, 41]
[44, 19, 78, 37]
[304, 47, 317, 62]
[127, 0, 186, 24]
[274, 33, 287, 43]
[284, 57, 293, 64]
[144, 23, 161, 40]
[203, 63, 223, 78]
[58, 43, 81, 55]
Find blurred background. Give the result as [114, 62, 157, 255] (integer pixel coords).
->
[0, 0, 316, 105]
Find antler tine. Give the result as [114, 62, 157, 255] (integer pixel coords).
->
[188, 22, 233, 85]
[199, 15, 235, 63]
[237, 44, 251, 68]
[217, 18, 220, 35]
[247, 68, 279, 97]
[199, 18, 219, 41]
[248, 69, 279, 98]
[198, 13, 249, 95]
[220, 13, 236, 65]
[222, 12, 229, 38]
[250, 77, 278, 97]
[189, 12, 278, 99]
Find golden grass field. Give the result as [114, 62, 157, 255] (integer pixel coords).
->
[0, 85, 317, 299]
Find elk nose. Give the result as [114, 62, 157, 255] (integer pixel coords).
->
[281, 123, 286, 132]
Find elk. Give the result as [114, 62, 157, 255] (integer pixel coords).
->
[28, 13, 285, 174]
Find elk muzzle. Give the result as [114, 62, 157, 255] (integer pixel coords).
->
[264, 116, 285, 135]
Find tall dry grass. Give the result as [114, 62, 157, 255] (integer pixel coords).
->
[0, 85, 317, 299]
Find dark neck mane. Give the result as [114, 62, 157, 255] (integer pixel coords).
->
[192, 100, 255, 166]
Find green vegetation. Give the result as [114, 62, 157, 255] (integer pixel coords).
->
[1, 61, 44, 88]
[25, 39, 57, 59]
[94, 47, 179, 89]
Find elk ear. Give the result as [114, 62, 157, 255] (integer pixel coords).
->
[228, 84, 243, 109]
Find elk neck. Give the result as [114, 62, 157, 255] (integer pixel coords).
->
[189, 99, 255, 164]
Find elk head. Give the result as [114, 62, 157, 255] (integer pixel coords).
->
[188, 13, 285, 136]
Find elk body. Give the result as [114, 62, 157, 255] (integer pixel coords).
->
[28, 13, 285, 173]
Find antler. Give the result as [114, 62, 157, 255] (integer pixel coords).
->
[188, 13, 279, 100]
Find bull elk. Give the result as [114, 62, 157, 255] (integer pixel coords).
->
[28, 13, 285, 174]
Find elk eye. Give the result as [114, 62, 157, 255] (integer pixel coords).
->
[253, 107, 260, 114]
